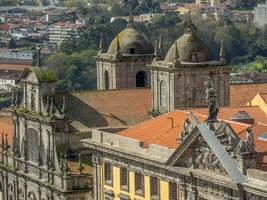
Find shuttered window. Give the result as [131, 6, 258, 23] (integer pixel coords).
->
[150, 176, 159, 197]
[120, 167, 128, 190]
[160, 81, 167, 107]
[27, 128, 39, 163]
[169, 182, 178, 200]
[104, 163, 112, 184]
[135, 171, 144, 195]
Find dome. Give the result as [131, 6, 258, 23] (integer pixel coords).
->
[107, 27, 153, 55]
[164, 33, 212, 63]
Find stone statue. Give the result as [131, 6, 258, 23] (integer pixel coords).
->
[180, 118, 191, 140]
[235, 127, 255, 154]
[205, 79, 219, 123]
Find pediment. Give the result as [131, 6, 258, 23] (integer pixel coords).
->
[168, 118, 246, 184]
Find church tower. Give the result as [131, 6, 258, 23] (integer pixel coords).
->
[96, 12, 154, 90]
[149, 15, 231, 113]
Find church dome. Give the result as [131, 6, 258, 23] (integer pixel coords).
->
[107, 27, 154, 55]
[164, 32, 212, 63]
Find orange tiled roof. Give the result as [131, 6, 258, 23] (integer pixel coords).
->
[119, 110, 248, 149]
[0, 117, 13, 145]
[189, 106, 267, 124]
[0, 64, 30, 71]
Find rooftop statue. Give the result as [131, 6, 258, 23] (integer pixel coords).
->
[205, 78, 219, 123]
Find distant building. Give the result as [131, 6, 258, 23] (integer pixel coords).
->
[0, 48, 35, 65]
[0, 69, 22, 92]
[254, 2, 267, 28]
[49, 22, 83, 45]
[231, 72, 267, 84]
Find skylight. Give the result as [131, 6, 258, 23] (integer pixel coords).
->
[258, 132, 267, 141]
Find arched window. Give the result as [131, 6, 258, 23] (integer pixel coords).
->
[104, 71, 109, 90]
[136, 71, 147, 87]
[160, 81, 167, 107]
[27, 128, 39, 163]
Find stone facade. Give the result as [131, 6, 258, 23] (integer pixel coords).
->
[96, 18, 154, 90]
[0, 67, 93, 200]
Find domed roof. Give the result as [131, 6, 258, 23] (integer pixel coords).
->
[107, 27, 154, 55]
[164, 33, 212, 63]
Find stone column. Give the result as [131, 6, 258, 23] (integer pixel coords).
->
[92, 154, 102, 200]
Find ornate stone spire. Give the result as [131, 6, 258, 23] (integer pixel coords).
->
[36, 45, 42, 68]
[153, 40, 160, 61]
[158, 33, 163, 58]
[128, 8, 134, 28]
[78, 153, 84, 174]
[184, 11, 197, 33]
[49, 97, 55, 118]
[97, 33, 104, 55]
[1, 132, 5, 150]
[5, 133, 9, 149]
[61, 96, 67, 118]
[220, 39, 226, 63]
[173, 42, 180, 66]
[113, 35, 122, 59]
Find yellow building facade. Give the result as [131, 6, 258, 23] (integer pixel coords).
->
[101, 164, 171, 200]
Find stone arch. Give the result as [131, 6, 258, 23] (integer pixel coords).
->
[136, 71, 147, 87]
[159, 80, 167, 107]
[18, 188, 24, 200]
[8, 184, 13, 200]
[28, 191, 36, 200]
[104, 70, 109, 90]
[27, 128, 39, 163]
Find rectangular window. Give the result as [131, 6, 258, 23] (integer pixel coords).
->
[120, 167, 129, 191]
[150, 176, 159, 197]
[104, 163, 112, 185]
[135, 171, 144, 196]
[169, 182, 177, 200]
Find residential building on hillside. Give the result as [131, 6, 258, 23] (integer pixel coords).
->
[0, 48, 35, 65]
[254, 2, 267, 28]
[0, 69, 22, 92]
[49, 22, 83, 45]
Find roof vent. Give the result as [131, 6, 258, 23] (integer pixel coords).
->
[230, 111, 255, 124]
[259, 132, 267, 141]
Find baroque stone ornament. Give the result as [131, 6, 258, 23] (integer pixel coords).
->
[205, 79, 219, 123]
[236, 127, 255, 154]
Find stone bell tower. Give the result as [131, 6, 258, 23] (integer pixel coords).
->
[149, 15, 231, 113]
[96, 12, 154, 90]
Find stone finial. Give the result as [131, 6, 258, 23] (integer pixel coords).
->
[5, 133, 9, 149]
[153, 40, 160, 61]
[49, 97, 55, 118]
[184, 11, 197, 33]
[128, 8, 134, 27]
[220, 39, 226, 63]
[78, 153, 84, 174]
[205, 78, 219, 123]
[1, 132, 5, 149]
[36, 45, 42, 68]
[61, 96, 67, 118]
[158, 33, 163, 57]
[173, 42, 180, 66]
[98, 34, 104, 55]
[113, 35, 122, 59]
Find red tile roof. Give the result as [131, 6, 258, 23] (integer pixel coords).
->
[119, 110, 248, 149]
[259, 93, 267, 104]
[0, 117, 12, 145]
[188, 106, 267, 124]
[0, 63, 30, 71]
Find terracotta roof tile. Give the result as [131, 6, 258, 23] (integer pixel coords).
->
[188, 106, 267, 124]
[259, 93, 267, 104]
[0, 117, 12, 145]
[56, 88, 151, 132]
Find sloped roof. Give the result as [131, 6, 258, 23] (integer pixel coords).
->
[190, 106, 267, 124]
[119, 110, 248, 149]
[22, 67, 57, 83]
[55, 88, 151, 132]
